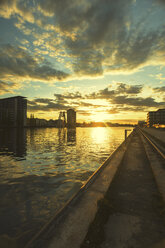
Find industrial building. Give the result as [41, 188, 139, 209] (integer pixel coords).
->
[67, 109, 76, 128]
[147, 109, 165, 127]
[0, 96, 27, 127]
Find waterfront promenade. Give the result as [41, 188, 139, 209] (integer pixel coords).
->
[25, 127, 165, 248]
[142, 127, 165, 144]
[82, 129, 165, 248]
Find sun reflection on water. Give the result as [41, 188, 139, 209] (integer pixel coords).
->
[91, 127, 108, 144]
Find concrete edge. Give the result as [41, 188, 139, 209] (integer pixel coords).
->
[140, 128, 165, 154]
[139, 129, 165, 204]
[141, 128, 165, 148]
[25, 130, 134, 248]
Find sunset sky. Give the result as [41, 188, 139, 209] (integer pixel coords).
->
[0, 0, 165, 123]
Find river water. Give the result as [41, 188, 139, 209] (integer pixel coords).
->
[0, 127, 132, 247]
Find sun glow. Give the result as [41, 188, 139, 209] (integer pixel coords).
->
[90, 112, 112, 122]
[91, 127, 107, 144]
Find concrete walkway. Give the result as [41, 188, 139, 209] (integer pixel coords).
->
[81, 131, 165, 248]
[142, 128, 165, 145]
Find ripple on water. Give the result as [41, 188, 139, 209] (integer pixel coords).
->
[0, 127, 132, 247]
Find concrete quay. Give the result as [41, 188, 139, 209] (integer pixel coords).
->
[26, 128, 165, 248]
[81, 129, 165, 248]
[141, 127, 165, 145]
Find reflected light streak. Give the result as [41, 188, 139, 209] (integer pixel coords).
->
[91, 127, 108, 144]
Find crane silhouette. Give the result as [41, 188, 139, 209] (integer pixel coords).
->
[58, 111, 66, 128]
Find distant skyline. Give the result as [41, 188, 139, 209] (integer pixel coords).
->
[0, 0, 165, 123]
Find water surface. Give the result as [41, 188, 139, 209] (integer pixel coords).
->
[0, 127, 132, 247]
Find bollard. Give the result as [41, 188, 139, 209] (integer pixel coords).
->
[125, 129, 131, 140]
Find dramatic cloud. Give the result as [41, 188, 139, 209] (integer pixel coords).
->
[153, 86, 165, 93]
[0, 45, 69, 82]
[78, 101, 101, 107]
[108, 106, 146, 114]
[115, 83, 143, 94]
[111, 95, 164, 107]
[28, 98, 70, 112]
[0, 0, 17, 18]
[27, 97, 102, 114]
[28, 82, 164, 116]
[28, 93, 85, 113]
[76, 110, 92, 116]
[0, 0, 35, 22]
[54, 84, 164, 109]
[37, 0, 165, 76]
[0, 0, 164, 122]
[87, 88, 115, 99]
[0, 80, 17, 95]
[54, 92, 82, 100]
[92, 84, 164, 107]
[0, 0, 165, 79]
[87, 83, 143, 99]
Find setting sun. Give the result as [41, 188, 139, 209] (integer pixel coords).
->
[90, 112, 112, 122]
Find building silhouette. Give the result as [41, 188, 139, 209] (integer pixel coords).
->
[0, 96, 27, 127]
[147, 109, 165, 127]
[67, 109, 76, 128]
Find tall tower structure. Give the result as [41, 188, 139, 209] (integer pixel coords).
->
[58, 111, 66, 128]
[0, 96, 27, 127]
[67, 109, 76, 128]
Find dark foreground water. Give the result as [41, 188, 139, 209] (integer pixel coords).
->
[0, 127, 132, 247]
